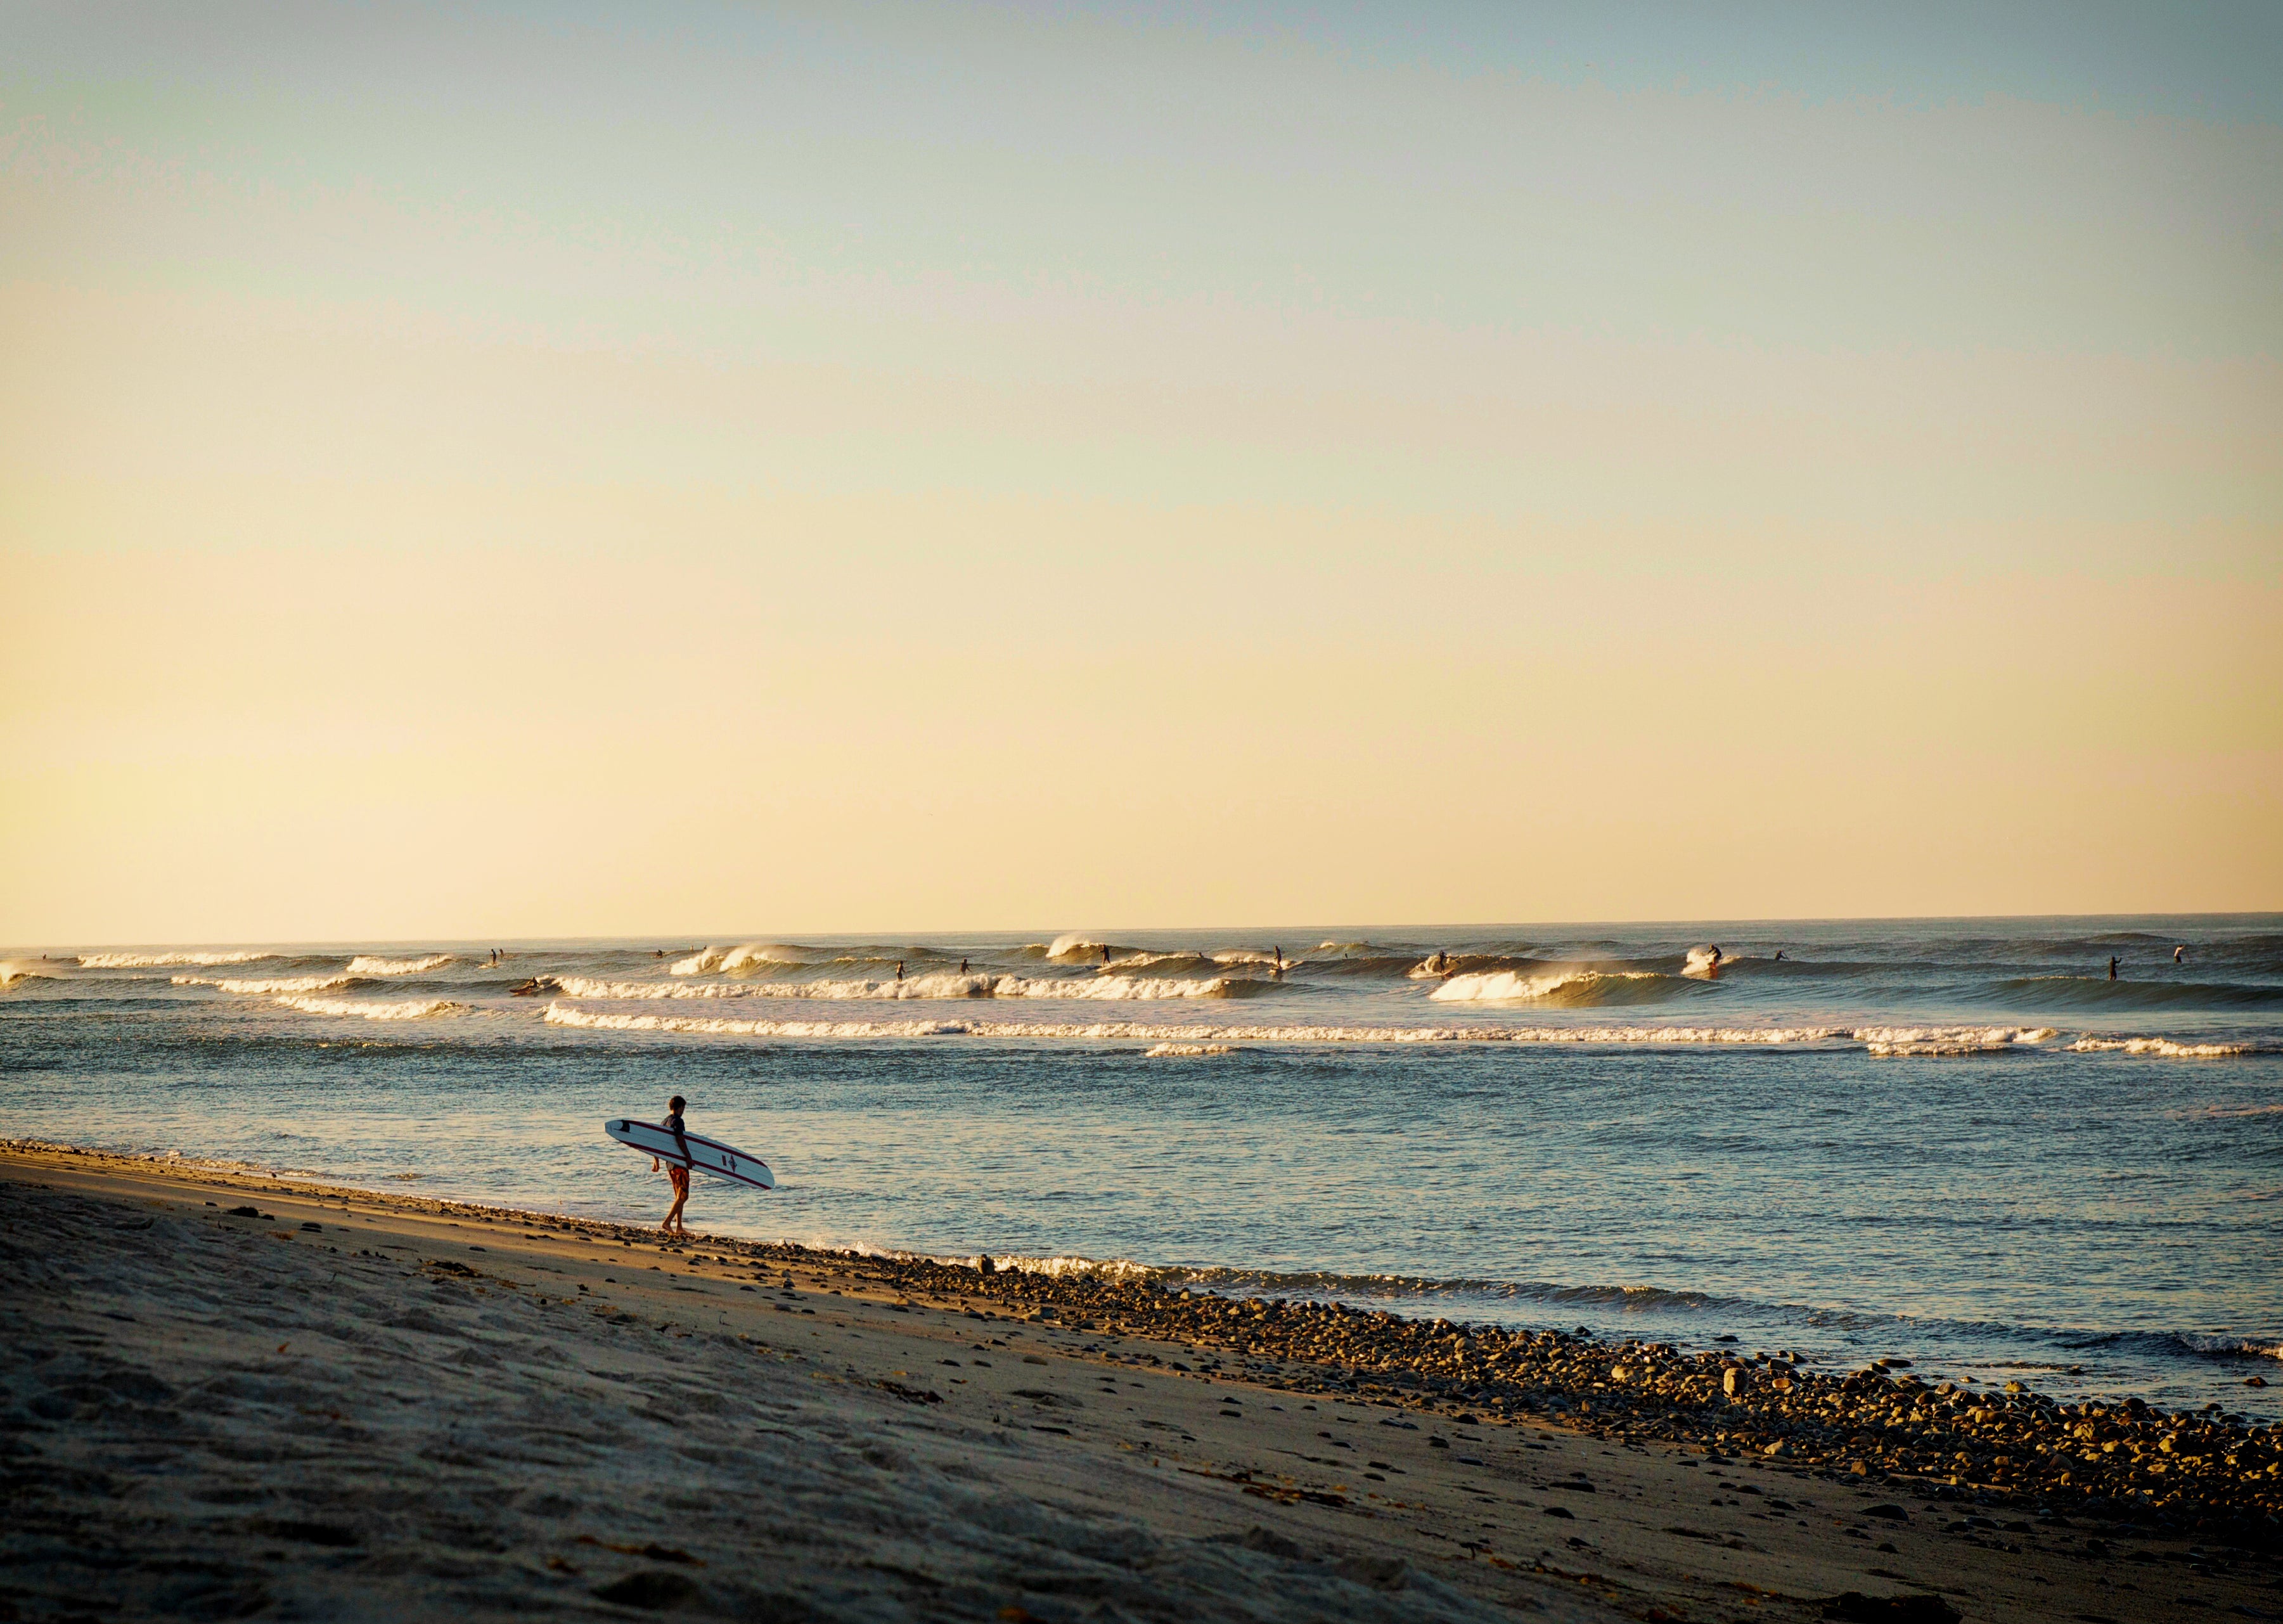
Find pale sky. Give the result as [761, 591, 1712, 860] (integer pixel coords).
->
[4, 2, 2279, 942]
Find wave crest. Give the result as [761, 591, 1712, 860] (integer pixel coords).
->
[554, 972, 1244, 1002]
[1860, 1026, 2056, 1057]
[670, 944, 811, 976]
[1429, 967, 1669, 1007]
[543, 1004, 1873, 1047]
[345, 953, 453, 977]
[80, 950, 274, 968]
[546, 1005, 966, 1039]
[1047, 933, 1138, 962]
[178, 974, 354, 994]
[2068, 1035, 2253, 1059]
[275, 994, 463, 1021]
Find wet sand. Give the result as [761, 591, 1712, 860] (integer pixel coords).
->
[4, 1142, 2276, 1623]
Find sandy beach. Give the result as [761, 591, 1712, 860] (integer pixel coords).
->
[4, 1142, 2276, 1623]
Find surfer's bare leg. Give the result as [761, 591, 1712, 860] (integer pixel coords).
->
[662, 1164, 690, 1233]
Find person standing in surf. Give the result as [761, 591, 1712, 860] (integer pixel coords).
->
[651, 1093, 692, 1234]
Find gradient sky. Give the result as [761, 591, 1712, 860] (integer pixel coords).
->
[4, 1, 2279, 942]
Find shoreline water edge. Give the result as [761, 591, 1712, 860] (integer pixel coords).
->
[4, 1142, 2283, 1624]
[9, 919, 2282, 1422]
[45, 1146, 2272, 1533]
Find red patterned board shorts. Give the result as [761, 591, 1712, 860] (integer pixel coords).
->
[667, 1165, 690, 1194]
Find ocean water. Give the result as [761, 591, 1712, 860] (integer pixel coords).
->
[4, 917, 2279, 1419]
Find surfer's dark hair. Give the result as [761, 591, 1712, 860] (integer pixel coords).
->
[669, 1095, 686, 1110]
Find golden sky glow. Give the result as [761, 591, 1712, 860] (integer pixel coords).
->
[4, 4, 2279, 941]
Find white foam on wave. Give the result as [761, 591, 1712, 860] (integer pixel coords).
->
[555, 972, 1238, 1002]
[555, 977, 756, 1000]
[345, 953, 453, 977]
[80, 950, 274, 968]
[670, 943, 809, 976]
[0, 960, 42, 989]
[276, 994, 463, 1021]
[1860, 1026, 2057, 1057]
[1429, 968, 1656, 1003]
[546, 1003, 2194, 1060]
[1682, 945, 1730, 978]
[2176, 1332, 2283, 1361]
[2068, 1036, 2252, 1059]
[981, 1253, 1159, 1280]
[547, 1005, 966, 1039]
[178, 974, 354, 994]
[1047, 932, 1114, 962]
[543, 1002, 1860, 1047]
[1104, 950, 1205, 970]
[1144, 1042, 1237, 1057]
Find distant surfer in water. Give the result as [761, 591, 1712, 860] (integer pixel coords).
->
[1102, 945, 1111, 969]
[2175, 945, 2186, 965]
[2108, 956, 2121, 981]
[1273, 946, 1284, 977]
[894, 961, 904, 983]
[652, 1094, 691, 1234]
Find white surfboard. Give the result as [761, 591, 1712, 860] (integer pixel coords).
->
[605, 1118, 775, 1190]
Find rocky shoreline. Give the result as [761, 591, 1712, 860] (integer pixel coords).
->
[18, 1140, 2283, 1623]
[257, 1186, 2283, 1538]
[13, 1144, 2278, 1540]
[927, 1264, 2282, 1530]
[700, 1240, 2283, 1540]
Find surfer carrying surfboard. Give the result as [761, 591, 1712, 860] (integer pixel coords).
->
[651, 1094, 692, 1234]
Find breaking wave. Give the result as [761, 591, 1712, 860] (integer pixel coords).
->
[0, 961, 48, 989]
[1429, 967, 1673, 1007]
[1860, 1026, 2057, 1057]
[541, 1006, 2187, 1058]
[345, 954, 454, 977]
[546, 1006, 967, 1039]
[1407, 953, 1536, 981]
[1143, 1042, 1237, 1057]
[2171, 1334, 2283, 1362]
[670, 944, 814, 976]
[2068, 1035, 2254, 1059]
[274, 995, 463, 1021]
[1046, 933, 1141, 963]
[1026, 946, 1295, 974]
[544, 1004, 1887, 1047]
[553, 972, 1248, 1002]
[80, 950, 275, 968]
[178, 974, 354, 995]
